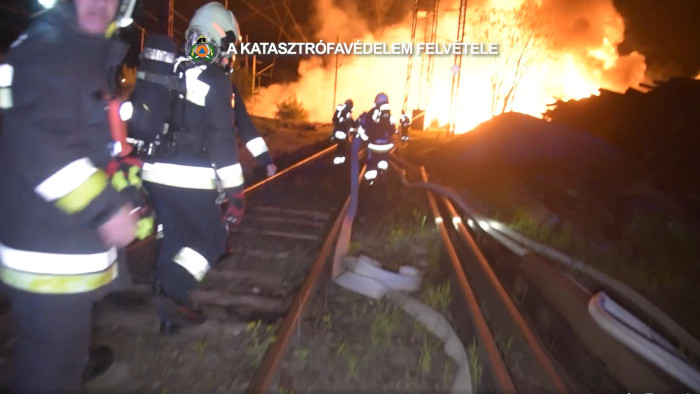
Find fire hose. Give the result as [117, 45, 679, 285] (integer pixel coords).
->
[390, 153, 700, 390]
[330, 143, 473, 393]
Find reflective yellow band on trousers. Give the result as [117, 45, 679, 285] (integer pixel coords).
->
[173, 247, 210, 281]
[55, 170, 109, 214]
[0, 262, 118, 294]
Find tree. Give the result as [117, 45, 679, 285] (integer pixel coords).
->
[275, 97, 308, 122]
[471, 3, 554, 116]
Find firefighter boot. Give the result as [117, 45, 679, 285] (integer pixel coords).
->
[83, 345, 114, 382]
[152, 282, 207, 334]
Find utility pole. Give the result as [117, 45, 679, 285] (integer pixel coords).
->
[167, 0, 174, 39]
[333, 33, 339, 114]
[448, 0, 468, 136]
[251, 54, 257, 94]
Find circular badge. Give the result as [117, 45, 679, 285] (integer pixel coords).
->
[186, 32, 217, 64]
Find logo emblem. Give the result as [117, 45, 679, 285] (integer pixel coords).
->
[186, 32, 217, 64]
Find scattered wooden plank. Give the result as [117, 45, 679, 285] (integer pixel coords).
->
[248, 216, 326, 227]
[191, 290, 288, 314]
[251, 205, 331, 220]
[261, 230, 318, 241]
[223, 248, 291, 260]
[205, 269, 283, 291]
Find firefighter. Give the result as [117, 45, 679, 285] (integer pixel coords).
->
[331, 99, 355, 165]
[399, 111, 411, 141]
[356, 93, 396, 184]
[0, 0, 138, 392]
[231, 83, 277, 177]
[140, 2, 246, 334]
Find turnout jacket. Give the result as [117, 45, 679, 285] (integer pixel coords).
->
[0, 5, 129, 293]
[357, 104, 396, 150]
[232, 84, 272, 167]
[141, 63, 244, 194]
[400, 113, 411, 129]
[332, 102, 354, 140]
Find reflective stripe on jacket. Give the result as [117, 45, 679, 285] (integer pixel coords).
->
[0, 243, 118, 294]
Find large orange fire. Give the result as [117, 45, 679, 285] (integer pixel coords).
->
[247, 0, 647, 134]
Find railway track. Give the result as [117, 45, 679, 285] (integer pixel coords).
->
[85, 145, 356, 392]
[2, 137, 693, 393]
[389, 152, 695, 393]
[415, 164, 570, 393]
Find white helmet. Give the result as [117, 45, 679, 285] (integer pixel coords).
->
[186, 2, 241, 53]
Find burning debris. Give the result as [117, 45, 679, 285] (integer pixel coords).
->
[247, 0, 647, 133]
[545, 77, 700, 191]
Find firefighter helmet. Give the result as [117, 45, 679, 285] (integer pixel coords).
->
[375, 92, 389, 105]
[186, 2, 241, 55]
[42, 0, 137, 36]
[345, 99, 354, 110]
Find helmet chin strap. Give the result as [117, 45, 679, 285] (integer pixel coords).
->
[105, 0, 137, 38]
[219, 57, 234, 75]
[218, 32, 239, 75]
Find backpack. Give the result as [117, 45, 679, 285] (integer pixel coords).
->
[126, 34, 186, 155]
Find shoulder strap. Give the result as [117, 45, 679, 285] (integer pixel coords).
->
[136, 71, 186, 92]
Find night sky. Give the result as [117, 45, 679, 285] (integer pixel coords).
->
[1, 0, 699, 82]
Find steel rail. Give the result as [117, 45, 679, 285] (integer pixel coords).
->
[441, 196, 570, 393]
[244, 145, 335, 195]
[246, 165, 366, 393]
[420, 166, 517, 393]
[127, 144, 335, 251]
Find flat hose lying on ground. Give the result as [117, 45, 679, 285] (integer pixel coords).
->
[332, 148, 472, 393]
[389, 154, 700, 362]
[334, 255, 473, 394]
[332, 136, 364, 277]
[589, 292, 700, 391]
[485, 220, 700, 359]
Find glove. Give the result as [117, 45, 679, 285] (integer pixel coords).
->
[106, 158, 154, 240]
[266, 163, 277, 177]
[222, 191, 245, 225]
[135, 216, 155, 240]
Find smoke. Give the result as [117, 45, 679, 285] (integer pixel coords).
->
[247, 0, 412, 121]
[247, 0, 648, 132]
[644, 61, 685, 83]
[532, 0, 647, 93]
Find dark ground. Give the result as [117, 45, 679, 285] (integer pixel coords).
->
[413, 89, 700, 343]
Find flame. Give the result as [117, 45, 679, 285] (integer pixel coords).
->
[247, 0, 647, 134]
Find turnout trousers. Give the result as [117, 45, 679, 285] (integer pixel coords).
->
[400, 125, 410, 140]
[5, 287, 96, 393]
[144, 183, 228, 306]
[334, 138, 349, 164]
[364, 148, 391, 183]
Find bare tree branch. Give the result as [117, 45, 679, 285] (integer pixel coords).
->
[281, 0, 309, 42]
[238, 0, 296, 42]
[478, 4, 554, 116]
[270, 0, 285, 25]
[501, 32, 533, 114]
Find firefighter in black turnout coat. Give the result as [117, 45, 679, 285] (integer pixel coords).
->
[140, 2, 246, 333]
[331, 99, 355, 165]
[231, 84, 277, 177]
[399, 111, 411, 141]
[0, 0, 138, 391]
[357, 93, 396, 184]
